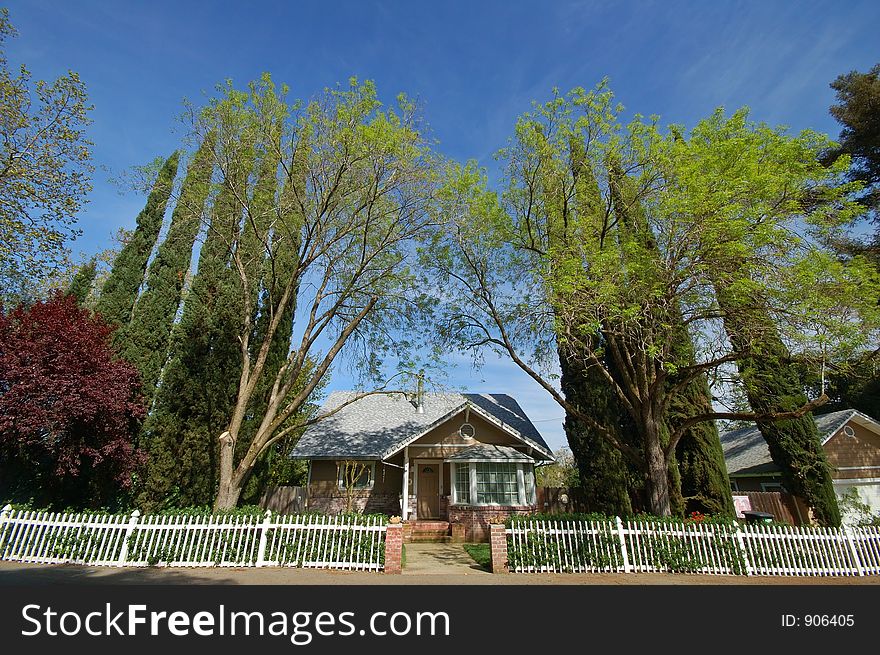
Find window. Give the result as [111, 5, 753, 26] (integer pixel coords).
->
[337, 461, 374, 490]
[454, 463, 470, 504]
[476, 463, 519, 505]
[452, 461, 537, 506]
[760, 481, 785, 493]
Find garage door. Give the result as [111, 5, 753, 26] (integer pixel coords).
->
[834, 481, 880, 526]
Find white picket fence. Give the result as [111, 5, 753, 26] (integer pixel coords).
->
[506, 518, 880, 576]
[0, 505, 387, 571]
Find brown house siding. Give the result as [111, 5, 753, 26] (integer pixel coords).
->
[730, 419, 880, 524]
[307, 456, 403, 515]
[825, 424, 880, 480]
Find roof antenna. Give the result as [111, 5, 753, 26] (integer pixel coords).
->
[416, 370, 425, 414]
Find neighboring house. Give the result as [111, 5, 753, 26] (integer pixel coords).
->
[291, 391, 554, 540]
[720, 409, 880, 524]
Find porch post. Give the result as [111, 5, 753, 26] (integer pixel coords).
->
[402, 446, 410, 521]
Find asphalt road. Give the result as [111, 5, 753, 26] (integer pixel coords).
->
[1, 561, 878, 585]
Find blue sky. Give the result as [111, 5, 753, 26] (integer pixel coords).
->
[5, 0, 879, 450]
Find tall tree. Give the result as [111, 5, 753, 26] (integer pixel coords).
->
[66, 257, 98, 306]
[119, 136, 215, 399]
[559, 352, 636, 515]
[426, 86, 876, 518]
[816, 64, 880, 420]
[142, 157, 254, 507]
[199, 76, 437, 509]
[0, 9, 93, 305]
[0, 293, 145, 509]
[96, 152, 179, 328]
[827, 63, 880, 219]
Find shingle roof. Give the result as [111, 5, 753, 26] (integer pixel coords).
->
[291, 391, 553, 461]
[720, 409, 877, 476]
[446, 444, 536, 462]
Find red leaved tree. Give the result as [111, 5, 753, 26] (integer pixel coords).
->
[0, 293, 146, 508]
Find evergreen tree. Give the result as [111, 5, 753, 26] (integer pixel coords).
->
[717, 290, 841, 526]
[66, 258, 97, 306]
[559, 350, 636, 515]
[119, 136, 215, 399]
[827, 63, 880, 217]
[96, 152, 179, 327]
[141, 137, 258, 508]
[671, 371, 735, 516]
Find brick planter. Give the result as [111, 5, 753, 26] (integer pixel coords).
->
[448, 505, 534, 542]
[489, 523, 508, 574]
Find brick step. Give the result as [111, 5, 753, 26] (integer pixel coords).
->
[410, 521, 450, 532]
[409, 534, 453, 543]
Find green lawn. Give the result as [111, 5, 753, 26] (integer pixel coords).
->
[463, 543, 490, 571]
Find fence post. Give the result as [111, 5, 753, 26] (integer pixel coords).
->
[733, 522, 753, 576]
[117, 509, 141, 567]
[615, 516, 631, 573]
[255, 510, 273, 568]
[0, 504, 11, 552]
[843, 526, 865, 577]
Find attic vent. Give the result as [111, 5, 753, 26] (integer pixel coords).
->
[459, 423, 475, 439]
[843, 425, 856, 439]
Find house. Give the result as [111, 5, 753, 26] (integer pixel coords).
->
[291, 391, 554, 540]
[720, 409, 880, 524]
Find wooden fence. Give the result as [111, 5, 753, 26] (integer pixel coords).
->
[260, 486, 307, 515]
[506, 518, 880, 576]
[735, 491, 803, 525]
[0, 505, 386, 571]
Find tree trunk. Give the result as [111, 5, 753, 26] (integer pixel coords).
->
[214, 431, 240, 510]
[644, 424, 672, 516]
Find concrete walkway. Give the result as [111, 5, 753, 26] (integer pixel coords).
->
[403, 543, 489, 575]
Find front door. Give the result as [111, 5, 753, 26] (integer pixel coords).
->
[417, 463, 440, 519]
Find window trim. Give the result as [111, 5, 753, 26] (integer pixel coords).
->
[336, 461, 375, 491]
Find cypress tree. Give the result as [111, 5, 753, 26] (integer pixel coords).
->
[559, 350, 636, 515]
[141, 141, 259, 508]
[670, 366, 736, 516]
[66, 258, 97, 306]
[718, 288, 841, 526]
[96, 152, 180, 327]
[119, 135, 215, 400]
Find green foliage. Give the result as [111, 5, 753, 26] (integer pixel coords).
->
[534, 447, 580, 488]
[266, 514, 387, 568]
[0, 8, 94, 304]
[141, 150, 254, 508]
[559, 352, 638, 515]
[828, 62, 880, 216]
[96, 152, 179, 328]
[672, 373, 735, 517]
[837, 487, 880, 527]
[66, 258, 97, 306]
[505, 516, 747, 574]
[120, 135, 215, 400]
